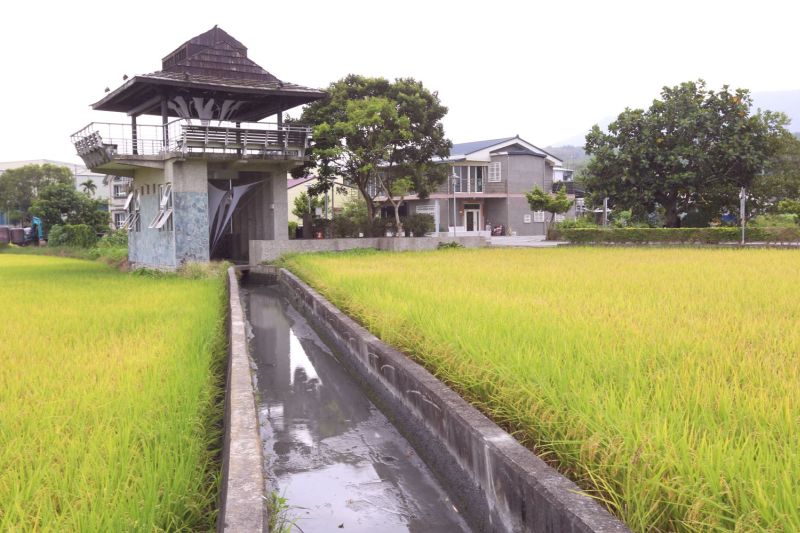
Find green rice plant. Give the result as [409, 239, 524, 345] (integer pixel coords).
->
[283, 247, 800, 532]
[0, 255, 225, 531]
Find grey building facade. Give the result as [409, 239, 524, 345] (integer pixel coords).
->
[401, 137, 574, 236]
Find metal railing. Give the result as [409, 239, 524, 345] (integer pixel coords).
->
[71, 119, 312, 162]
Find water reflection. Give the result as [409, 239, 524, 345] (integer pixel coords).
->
[244, 285, 470, 533]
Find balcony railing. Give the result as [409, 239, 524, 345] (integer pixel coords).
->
[71, 119, 312, 168]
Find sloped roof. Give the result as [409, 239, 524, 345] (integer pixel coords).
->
[91, 26, 324, 121]
[450, 137, 515, 156]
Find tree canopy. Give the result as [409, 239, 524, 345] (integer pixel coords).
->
[29, 183, 109, 235]
[297, 75, 451, 232]
[526, 186, 573, 231]
[584, 80, 791, 227]
[0, 164, 74, 223]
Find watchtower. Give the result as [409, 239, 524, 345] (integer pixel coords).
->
[71, 26, 324, 268]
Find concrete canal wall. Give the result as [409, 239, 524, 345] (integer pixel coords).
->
[278, 268, 630, 533]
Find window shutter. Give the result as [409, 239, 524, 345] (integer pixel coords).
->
[488, 162, 502, 182]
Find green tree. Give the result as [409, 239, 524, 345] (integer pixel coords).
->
[584, 80, 791, 227]
[749, 133, 800, 215]
[0, 164, 73, 223]
[297, 75, 451, 233]
[29, 183, 109, 235]
[80, 179, 97, 197]
[292, 191, 324, 220]
[526, 186, 573, 233]
[778, 199, 800, 224]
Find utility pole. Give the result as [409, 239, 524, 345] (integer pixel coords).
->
[740, 187, 746, 245]
[603, 197, 609, 227]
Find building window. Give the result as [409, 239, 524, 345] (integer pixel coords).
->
[113, 212, 126, 229]
[533, 211, 545, 223]
[149, 183, 173, 231]
[488, 162, 502, 182]
[113, 184, 128, 198]
[470, 166, 484, 193]
[124, 191, 141, 232]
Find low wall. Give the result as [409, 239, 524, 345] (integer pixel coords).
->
[217, 268, 265, 532]
[278, 269, 630, 533]
[250, 235, 486, 263]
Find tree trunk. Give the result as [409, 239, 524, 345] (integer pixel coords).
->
[393, 200, 403, 237]
[664, 200, 681, 228]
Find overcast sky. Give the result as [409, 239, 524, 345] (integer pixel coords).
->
[1, 0, 797, 164]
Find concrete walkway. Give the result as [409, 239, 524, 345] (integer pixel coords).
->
[489, 236, 566, 247]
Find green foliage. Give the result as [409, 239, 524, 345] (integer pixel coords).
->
[555, 216, 599, 229]
[299, 75, 451, 225]
[750, 134, 800, 212]
[97, 228, 128, 248]
[436, 241, 463, 249]
[46, 224, 98, 248]
[525, 186, 573, 230]
[80, 179, 97, 197]
[400, 214, 435, 236]
[292, 191, 324, 220]
[0, 164, 73, 223]
[288, 221, 298, 239]
[584, 80, 792, 227]
[549, 226, 800, 243]
[777, 198, 800, 224]
[29, 183, 109, 235]
[749, 213, 797, 228]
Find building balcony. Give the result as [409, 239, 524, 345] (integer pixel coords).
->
[71, 119, 312, 170]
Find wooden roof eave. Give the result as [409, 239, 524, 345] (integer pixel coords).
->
[92, 75, 325, 114]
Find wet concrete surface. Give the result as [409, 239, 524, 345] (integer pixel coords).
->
[243, 285, 471, 533]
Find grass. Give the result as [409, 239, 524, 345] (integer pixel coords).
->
[0, 255, 226, 530]
[282, 247, 800, 532]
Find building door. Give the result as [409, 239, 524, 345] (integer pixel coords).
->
[464, 206, 481, 232]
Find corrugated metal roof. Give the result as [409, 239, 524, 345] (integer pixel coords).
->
[450, 137, 515, 156]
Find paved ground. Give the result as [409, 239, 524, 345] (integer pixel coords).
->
[489, 236, 566, 247]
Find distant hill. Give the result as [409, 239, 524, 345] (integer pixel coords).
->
[545, 145, 590, 172]
[555, 89, 800, 148]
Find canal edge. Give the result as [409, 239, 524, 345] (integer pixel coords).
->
[218, 267, 267, 532]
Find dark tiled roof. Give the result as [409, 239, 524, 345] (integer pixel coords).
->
[91, 26, 324, 121]
[450, 137, 515, 156]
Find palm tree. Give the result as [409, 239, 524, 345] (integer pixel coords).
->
[80, 179, 97, 197]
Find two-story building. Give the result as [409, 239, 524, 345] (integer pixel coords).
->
[70, 26, 324, 268]
[397, 136, 572, 236]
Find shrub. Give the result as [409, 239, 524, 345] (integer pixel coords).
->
[437, 241, 463, 249]
[550, 226, 800, 244]
[97, 229, 128, 248]
[47, 224, 98, 248]
[401, 214, 435, 236]
[749, 214, 797, 228]
[288, 221, 298, 239]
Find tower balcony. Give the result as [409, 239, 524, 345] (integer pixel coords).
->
[71, 119, 312, 171]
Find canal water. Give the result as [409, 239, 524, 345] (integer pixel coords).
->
[243, 284, 470, 533]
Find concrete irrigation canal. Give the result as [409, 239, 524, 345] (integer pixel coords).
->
[242, 283, 470, 532]
[219, 267, 628, 533]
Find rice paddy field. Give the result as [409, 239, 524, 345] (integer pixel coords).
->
[0, 255, 225, 531]
[283, 247, 800, 532]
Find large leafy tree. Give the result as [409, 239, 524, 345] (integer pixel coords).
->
[297, 75, 451, 233]
[584, 80, 790, 227]
[29, 183, 109, 235]
[0, 164, 73, 223]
